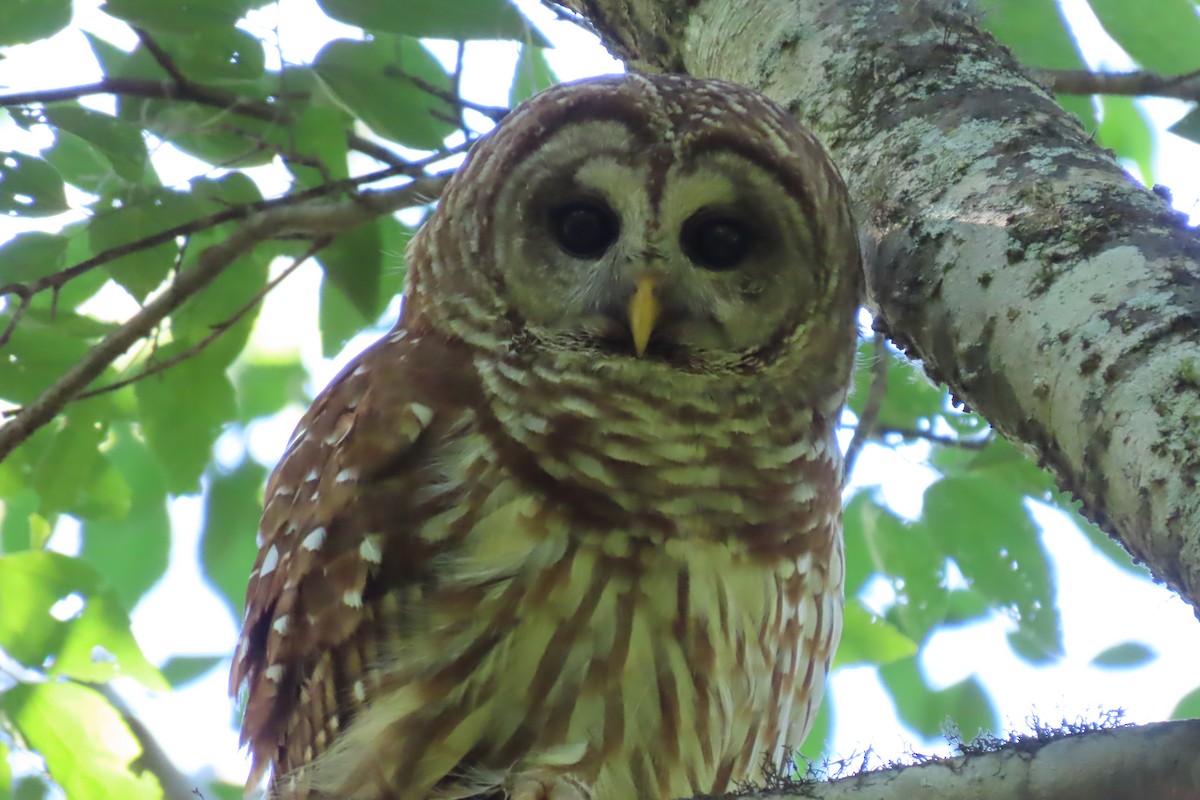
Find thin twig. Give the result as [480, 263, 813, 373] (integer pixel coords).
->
[844, 334, 889, 478]
[74, 240, 326, 402]
[1037, 68, 1200, 102]
[877, 425, 993, 450]
[0, 140, 468, 314]
[0, 174, 450, 462]
[132, 27, 190, 86]
[405, 73, 510, 122]
[0, 287, 31, 348]
[1, 78, 409, 167]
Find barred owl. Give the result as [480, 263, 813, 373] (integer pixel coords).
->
[231, 73, 861, 800]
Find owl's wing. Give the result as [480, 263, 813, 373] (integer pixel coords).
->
[230, 327, 477, 790]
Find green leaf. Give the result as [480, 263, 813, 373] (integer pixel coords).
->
[1168, 106, 1200, 147]
[510, 45, 557, 105]
[0, 232, 68, 284]
[0, 0, 71, 45]
[975, 0, 1095, 126]
[1171, 684, 1200, 720]
[319, 222, 384, 320]
[0, 308, 117, 406]
[12, 775, 51, 800]
[933, 436, 1055, 498]
[880, 656, 999, 740]
[849, 345, 945, 431]
[318, 271, 372, 358]
[160, 654, 224, 687]
[89, 189, 203, 300]
[1090, 641, 1155, 669]
[313, 36, 458, 149]
[233, 357, 309, 422]
[100, 0, 259, 36]
[43, 129, 124, 196]
[3, 682, 162, 800]
[1098, 96, 1154, 184]
[171, 176, 270, 364]
[43, 105, 150, 184]
[317, 0, 545, 43]
[0, 739, 10, 800]
[199, 459, 266, 620]
[280, 101, 352, 188]
[107, 32, 276, 166]
[0, 153, 69, 217]
[842, 492, 951, 640]
[28, 412, 131, 520]
[81, 424, 172, 611]
[0, 489, 42, 553]
[1089, 0, 1200, 73]
[834, 602, 918, 667]
[922, 476, 1062, 662]
[134, 348, 237, 494]
[0, 551, 165, 688]
[205, 784, 248, 800]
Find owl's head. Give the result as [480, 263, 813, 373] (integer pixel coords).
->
[405, 73, 861, 384]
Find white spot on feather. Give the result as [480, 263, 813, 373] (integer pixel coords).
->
[343, 589, 363, 608]
[360, 535, 383, 563]
[265, 664, 284, 682]
[353, 680, 366, 702]
[409, 402, 434, 428]
[260, 545, 279, 576]
[335, 468, 358, 484]
[305, 468, 320, 482]
[302, 527, 326, 551]
[273, 615, 290, 635]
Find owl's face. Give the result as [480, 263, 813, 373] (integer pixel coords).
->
[409, 74, 860, 378]
[496, 121, 825, 360]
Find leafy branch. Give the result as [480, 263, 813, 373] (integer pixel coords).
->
[0, 173, 450, 463]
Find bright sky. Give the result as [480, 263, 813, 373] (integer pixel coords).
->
[2, 0, 1199, 793]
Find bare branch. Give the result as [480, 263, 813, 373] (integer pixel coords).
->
[735, 720, 1200, 800]
[1037, 68, 1200, 102]
[0, 174, 449, 462]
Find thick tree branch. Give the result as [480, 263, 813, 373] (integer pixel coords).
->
[1038, 67, 1200, 102]
[561, 0, 1200, 618]
[0, 175, 448, 462]
[733, 720, 1200, 800]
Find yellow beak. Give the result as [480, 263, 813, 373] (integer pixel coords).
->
[628, 275, 661, 357]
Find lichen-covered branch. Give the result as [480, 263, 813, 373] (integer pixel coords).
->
[744, 720, 1200, 800]
[560, 0, 1200, 618]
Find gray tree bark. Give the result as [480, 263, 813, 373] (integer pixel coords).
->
[558, 0, 1200, 619]
[744, 719, 1200, 799]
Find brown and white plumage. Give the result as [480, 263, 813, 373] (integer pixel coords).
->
[231, 73, 861, 799]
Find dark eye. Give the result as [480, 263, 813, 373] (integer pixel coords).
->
[681, 211, 752, 271]
[550, 199, 620, 259]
